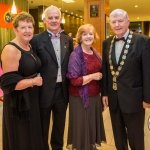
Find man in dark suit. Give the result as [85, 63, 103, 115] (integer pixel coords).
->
[102, 9, 150, 150]
[30, 5, 73, 150]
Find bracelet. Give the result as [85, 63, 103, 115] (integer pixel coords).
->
[31, 78, 34, 87]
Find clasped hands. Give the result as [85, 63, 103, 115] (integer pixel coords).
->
[90, 72, 102, 80]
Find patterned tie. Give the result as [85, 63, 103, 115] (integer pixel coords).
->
[115, 37, 126, 42]
[49, 33, 60, 39]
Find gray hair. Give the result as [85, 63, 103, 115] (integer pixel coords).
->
[44, 5, 61, 18]
[109, 9, 129, 20]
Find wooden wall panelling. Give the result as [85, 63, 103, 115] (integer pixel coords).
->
[84, 0, 109, 55]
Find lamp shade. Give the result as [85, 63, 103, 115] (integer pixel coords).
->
[11, 0, 17, 14]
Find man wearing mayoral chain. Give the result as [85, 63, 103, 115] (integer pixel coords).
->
[102, 9, 150, 150]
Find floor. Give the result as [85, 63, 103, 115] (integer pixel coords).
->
[0, 101, 150, 150]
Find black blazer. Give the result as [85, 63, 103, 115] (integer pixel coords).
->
[60, 30, 68, 35]
[102, 33, 150, 113]
[30, 31, 73, 108]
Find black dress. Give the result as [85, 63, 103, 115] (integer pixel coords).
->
[2, 42, 44, 150]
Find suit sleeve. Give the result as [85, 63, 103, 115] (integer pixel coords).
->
[101, 40, 108, 96]
[30, 36, 38, 55]
[142, 37, 150, 103]
[69, 37, 74, 53]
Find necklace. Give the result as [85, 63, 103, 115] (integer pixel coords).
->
[109, 31, 133, 90]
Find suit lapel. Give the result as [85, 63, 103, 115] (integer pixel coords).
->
[60, 35, 68, 64]
[117, 35, 134, 65]
[127, 34, 134, 54]
[112, 42, 117, 66]
[43, 31, 58, 64]
[117, 41, 126, 65]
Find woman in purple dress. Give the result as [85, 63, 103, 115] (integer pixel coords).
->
[66, 24, 106, 150]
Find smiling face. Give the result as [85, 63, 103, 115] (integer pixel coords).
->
[81, 29, 94, 47]
[76, 24, 99, 46]
[14, 20, 34, 42]
[110, 15, 130, 38]
[43, 8, 62, 34]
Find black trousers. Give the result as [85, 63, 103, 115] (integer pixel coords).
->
[109, 105, 145, 150]
[40, 83, 67, 150]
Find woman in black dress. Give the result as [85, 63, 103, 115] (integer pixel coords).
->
[0, 12, 44, 150]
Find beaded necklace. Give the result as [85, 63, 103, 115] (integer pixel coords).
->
[109, 31, 133, 90]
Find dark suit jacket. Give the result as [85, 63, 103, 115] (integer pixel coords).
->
[102, 33, 150, 113]
[60, 30, 68, 35]
[30, 31, 73, 108]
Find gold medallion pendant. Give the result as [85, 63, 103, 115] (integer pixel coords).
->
[113, 82, 117, 90]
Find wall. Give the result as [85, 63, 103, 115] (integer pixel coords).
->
[84, 0, 110, 55]
[143, 21, 150, 37]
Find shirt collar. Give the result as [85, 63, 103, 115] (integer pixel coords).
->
[47, 30, 60, 36]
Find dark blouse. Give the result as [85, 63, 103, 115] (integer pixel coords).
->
[69, 52, 102, 96]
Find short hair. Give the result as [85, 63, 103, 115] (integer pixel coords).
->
[76, 24, 99, 44]
[60, 23, 64, 30]
[44, 5, 61, 18]
[12, 12, 35, 28]
[109, 9, 129, 20]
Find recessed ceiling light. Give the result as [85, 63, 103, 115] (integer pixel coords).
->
[135, 5, 138, 7]
[62, 0, 75, 3]
[137, 17, 139, 19]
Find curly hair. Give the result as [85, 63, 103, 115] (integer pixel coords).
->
[12, 12, 35, 28]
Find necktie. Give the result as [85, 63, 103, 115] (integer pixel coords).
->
[49, 33, 60, 39]
[115, 37, 126, 42]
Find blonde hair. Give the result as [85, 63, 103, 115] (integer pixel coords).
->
[13, 12, 35, 28]
[76, 24, 99, 44]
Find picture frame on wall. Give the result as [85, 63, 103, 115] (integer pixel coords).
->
[105, 15, 110, 38]
[90, 5, 98, 17]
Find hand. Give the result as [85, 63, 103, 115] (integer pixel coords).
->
[143, 101, 150, 108]
[32, 76, 43, 86]
[102, 96, 108, 110]
[90, 72, 102, 81]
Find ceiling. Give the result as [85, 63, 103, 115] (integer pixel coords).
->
[28, 0, 150, 22]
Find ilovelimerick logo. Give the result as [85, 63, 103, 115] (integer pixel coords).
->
[148, 116, 150, 131]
